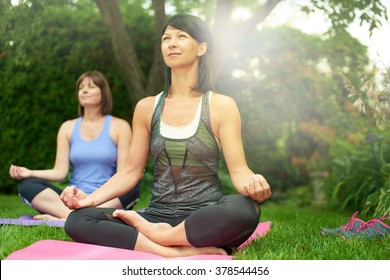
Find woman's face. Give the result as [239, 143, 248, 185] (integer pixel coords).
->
[78, 77, 102, 108]
[161, 25, 206, 69]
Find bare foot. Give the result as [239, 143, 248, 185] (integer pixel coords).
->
[174, 246, 227, 258]
[113, 210, 172, 242]
[34, 214, 65, 221]
[135, 232, 228, 258]
[113, 210, 184, 246]
[112, 210, 143, 227]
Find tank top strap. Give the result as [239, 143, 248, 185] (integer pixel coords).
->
[101, 115, 112, 138]
[152, 91, 166, 128]
[70, 117, 82, 142]
[200, 90, 213, 133]
[71, 115, 112, 142]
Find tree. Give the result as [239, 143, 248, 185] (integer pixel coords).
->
[1, 0, 388, 199]
[0, 0, 138, 192]
[92, 0, 388, 114]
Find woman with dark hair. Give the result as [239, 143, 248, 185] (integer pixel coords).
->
[61, 15, 271, 257]
[9, 71, 141, 220]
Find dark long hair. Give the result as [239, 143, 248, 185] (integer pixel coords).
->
[161, 14, 215, 94]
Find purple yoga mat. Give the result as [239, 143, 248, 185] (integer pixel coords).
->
[0, 215, 65, 227]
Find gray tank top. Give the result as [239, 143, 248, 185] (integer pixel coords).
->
[146, 91, 224, 217]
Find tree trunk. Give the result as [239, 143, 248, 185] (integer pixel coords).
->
[95, 0, 146, 115]
[213, 0, 283, 78]
[95, 0, 282, 111]
[146, 0, 166, 96]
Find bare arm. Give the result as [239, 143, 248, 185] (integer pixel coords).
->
[110, 117, 132, 172]
[9, 120, 72, 182]
[62, 97, 154, 209]
[211, 94, 271, 203]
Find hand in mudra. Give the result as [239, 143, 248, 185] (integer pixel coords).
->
[60, 186, 92, 209]
[243, 174, 272, 204]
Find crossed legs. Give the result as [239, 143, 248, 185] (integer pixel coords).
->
[113, 194, 260, 249]
[64, 195, 259, 257]
[64, 207, 226, 258]
[113, 210, 189, 246]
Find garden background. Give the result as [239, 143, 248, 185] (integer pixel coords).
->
[1, 0, 390, 255]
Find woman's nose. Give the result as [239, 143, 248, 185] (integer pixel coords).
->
[168, 38, 177, 48]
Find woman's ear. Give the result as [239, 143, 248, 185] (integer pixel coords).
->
[197, 42, 208, 57]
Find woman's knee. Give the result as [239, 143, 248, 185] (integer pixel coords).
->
[18, 178, 58, 204]
[64, 208, 99, 239]
[18, 178, 35, 196]
[185, 195, 260, 247]
[64, 209, 85, 239]
[64, 208, 117, 240]
[18, 178, 42, 205]
[222, 195, 260, 228]
[64, 207, 138, 250]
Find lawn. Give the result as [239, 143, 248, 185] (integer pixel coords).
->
[0, 194, 389, 260]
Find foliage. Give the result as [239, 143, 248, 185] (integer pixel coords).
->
[343, 65, 390, 130]
[306, 0, 388, 35]
[215, 26, 369, 191]
[319, 63, 390, 216]
[1, 0, 389, 216]
[212, 22, 390, 215]
[322, 129, 390, 216]
[0, 0, 152, 192]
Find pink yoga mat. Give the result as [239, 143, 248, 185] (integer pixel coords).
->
[6, 221, 271, 260]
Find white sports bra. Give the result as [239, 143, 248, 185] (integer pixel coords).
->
[153, 91, 213, 139]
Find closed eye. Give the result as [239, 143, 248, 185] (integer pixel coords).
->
[162, 35, 170, 42]
[178, 31, 190, 38]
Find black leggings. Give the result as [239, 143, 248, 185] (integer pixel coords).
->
[18, 177, 141, 212]
[64, 194, 260, 252]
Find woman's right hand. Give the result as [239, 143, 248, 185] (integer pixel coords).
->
[9, 164, 32, 180]
[60, 186, 93, 210]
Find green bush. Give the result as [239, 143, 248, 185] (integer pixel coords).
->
[323, 130, 390, 216]
[0, 2, 153, 193]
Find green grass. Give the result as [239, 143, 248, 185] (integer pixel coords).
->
[1, 194, 389, 260]
[235, 205, 390, 260]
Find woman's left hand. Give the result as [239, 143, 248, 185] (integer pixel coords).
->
[243, 174, 272, 204]
[60, 186, 92, 209]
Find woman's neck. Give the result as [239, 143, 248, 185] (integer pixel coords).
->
[169, 65, 199, 97]
[82, 107, 104, 122]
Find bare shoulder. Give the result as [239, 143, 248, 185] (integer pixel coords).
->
[134, 96, 157, 120]
[110, 116, 131, 131]
[56, 118, 77, 140]
[61, 118, 77, 127]
[136, 96, 156, 111]
[59, 119, 77, 133]
[210, 92, 237, 110]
